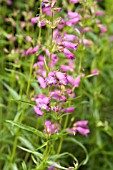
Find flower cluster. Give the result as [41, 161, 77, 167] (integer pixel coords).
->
[43, 120, 60, 135]
[31, 0, 107, 140]
[67, 120, 90, 137]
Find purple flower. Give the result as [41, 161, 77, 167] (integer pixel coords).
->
[95, 10, 105, 16]
[53, 29, 60, 40]
[67, 10, 80, 19]
[51, 54, 58, 67]
[31, 17, 39, 24]
[91, 69, 99, 75]
[55, 71, 68, 85]
[60, 65, 71, 72]
[69, 0, 79, 3]
[33, 61, 42, 69]
[25, 47, 33, 56]
[67, 120, 90, 137]
[76, 127, 90, 137]
[49, 90, 66, 102]
[36, 69, 46, 77]
[67, 75, 75, 85]
[32, 45, 40, 54]
[34, 106, 44, 116]
[83, 27, 91, 32]
[75, 120, 88, 126]
[73, 75, 80, 88]
[63, 48, 75, 60]
[42, 7, 52, 16]
[98, 24, 107, 33]
[49, 90, 61, 101]
[6, 0, 12, 5]
[37, 76, 46, 88]
[44, 120, 60, 135]
[48, 166, 55, 170]
[54, 7, 62, 12]
[51, 106, 58, 112]
[62, 41, 78, 50]
[83, 39, 92, 46]
[38, 55, 44, 61]
[74, 120, 90, 137]
[35, 97, 50, 111]
[45, 72, 57, 86]
[26, 36, 32, 42]
[66, 18, 80, 26]
[38, 21, 46, 27]
[64, 107, 75, 113]
[63, 33, 78, 41]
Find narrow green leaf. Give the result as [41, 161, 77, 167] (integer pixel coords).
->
[18, 136, 34, 150]
[65, 137, 89, 167]
[17, 146, 43, 159]
[6, 120, 46, 139]
[3, 83, 19, 99]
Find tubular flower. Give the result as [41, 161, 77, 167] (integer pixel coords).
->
[34, 96, 50, 116]
[43, 120, 60, 135]
[67, 120, 90, 137]
[37, 76, 46, 88]
[63, 48, 75, 60]
[62, 41, 78, 50]
[69, 0, 79, 3]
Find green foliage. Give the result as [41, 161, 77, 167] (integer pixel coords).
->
[0, 0, 113, 170]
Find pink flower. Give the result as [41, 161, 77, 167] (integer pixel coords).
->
[25, 47, 33, 56]
[98, 24, 107, 33]
[69, 0, 79, 3]
[67, 120, 90, 137]
[91, 69, 99, 75]
[35, 96, 50, 112]
[62, 41, 78, 50]
[73, 75, 80, 87]
[63, 33, 78, 41]
[67, 75, 75, 85]
[76, 127, 90, 137]
[74, 120, 90, 136]
[34, 107, 44, 116]
[60, 65, 72, 72]
[49, 90, 66, 102]
[66, 18, 80, 26]
[45, 72, 57, 86]
[63, 48, 75, 60]
[42, 7, 52, 16]
[37, 76, 46, 88]
[31, 17, 39, 24]
[67, 10, 80, 19]
[44, 120, 60, 135]
[6, 0, 12, 5]
[75, 120, 88, 126]
[53, 8, 61, 12]
[26, 36, 32, 42]
[83, 27, 91, 32]
[95, 10, 105, 16]
[55, 71, 68, 85]
[64, 107, 75, 113]
[83, 39, 93, 46]
[38, 21, 46, 27]
[32, 45, 40, 54]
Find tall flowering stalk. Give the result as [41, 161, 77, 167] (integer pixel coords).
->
[31, 0, 107, 168]
[6, 0, 106, 169]
[30, 0, 91, 169]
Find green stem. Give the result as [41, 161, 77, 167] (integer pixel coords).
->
[8, 55, 35, 169]
[36, 140, 50, 170]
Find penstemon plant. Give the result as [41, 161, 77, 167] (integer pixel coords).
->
[1, 0, 109, 169]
